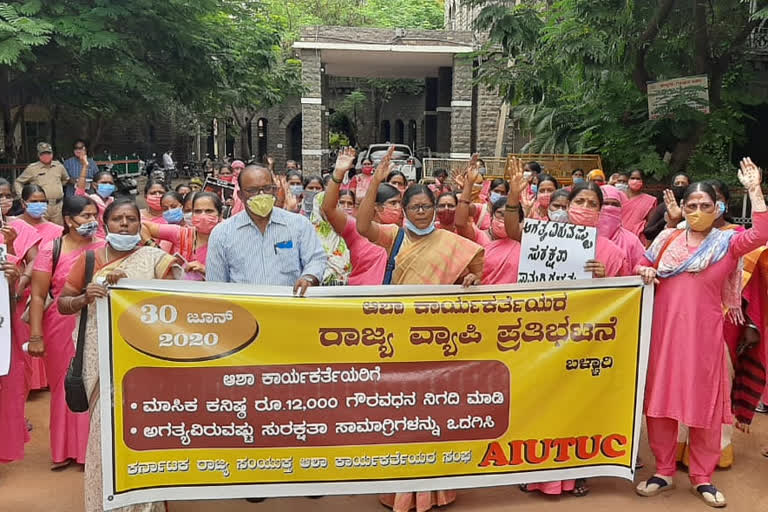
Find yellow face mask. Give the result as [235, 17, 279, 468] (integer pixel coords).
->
[246, 194, 275, 217]
[686, 210, 716, 232]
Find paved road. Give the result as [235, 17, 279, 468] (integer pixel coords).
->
[2, 391, 768, 511]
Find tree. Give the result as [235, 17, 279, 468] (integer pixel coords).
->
[473, 0, 768, 179]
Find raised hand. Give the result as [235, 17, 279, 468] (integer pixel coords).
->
[507, 157, 528, 199]
[334, 147, 357, 174]
[464, 154, 481, 186]
[738, 157, 762, 190]
[373, 146, 395, 183]
[663, 189, 682, 222]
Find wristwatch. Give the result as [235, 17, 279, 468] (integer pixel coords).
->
[303, 275, 320, 286]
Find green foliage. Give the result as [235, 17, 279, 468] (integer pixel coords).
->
[475, 0, 767, 180]
[329, 131, 350, 149]
[0, 1, 52, 66]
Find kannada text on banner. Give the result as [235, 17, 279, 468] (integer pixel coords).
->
[97, 278, 652, 510]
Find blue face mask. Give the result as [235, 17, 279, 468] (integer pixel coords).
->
[574, 177, 585, 185]
[489, 192, 503, 205]
[75, 221, 99, 238]
[404, 217, 436, 236]
[289, 184, 304, 197]
[530, 185, 538, 195]
[716, 201, 726, 218]
[26, 202, 48, 219]
[105, 232, 142, 252]
[96, 183, 116, 199]
[162, 207, 184, 224]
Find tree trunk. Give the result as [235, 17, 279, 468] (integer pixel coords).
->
[631, 0, 678, 93]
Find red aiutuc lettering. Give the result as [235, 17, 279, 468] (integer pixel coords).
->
[507, 440, 525, 465]
[575, 435, 602, 460]
[601, 434, 627, 458]
[478, 442, 509, 467]
[551, 437, 577, 463]
[523, 439, 551, 464]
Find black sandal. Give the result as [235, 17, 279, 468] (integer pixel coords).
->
[519, 484, 532, 493]
[570, 478, 589, 497]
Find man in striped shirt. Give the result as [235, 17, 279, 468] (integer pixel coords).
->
[206, 165, 326, 296]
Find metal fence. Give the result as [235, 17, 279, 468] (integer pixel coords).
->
[423, 154, 603, 183]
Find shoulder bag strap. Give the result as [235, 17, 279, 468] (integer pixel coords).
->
[382, 228, 405, 285]
[71, 250, 95, 376]
[653, 229, 683, 270]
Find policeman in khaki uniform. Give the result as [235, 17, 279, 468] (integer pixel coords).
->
[15, 142, 70, 225]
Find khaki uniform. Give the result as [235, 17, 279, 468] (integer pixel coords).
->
[15, 161, 70, 225]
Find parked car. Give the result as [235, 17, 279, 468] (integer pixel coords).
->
[356, 144, 423, 181]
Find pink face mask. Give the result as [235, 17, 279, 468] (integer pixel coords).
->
[39, 154, 53, 165]
[146, 195, 162, 212]
[379, 207, 403, 225]
[362, 165, 374, 176]
[0, 197, 12, 215]
[491, 218, 508, 239]
[437, 209, 455, 227]
[191, 213, 220, 234]
[568, 205, 600, 227]
[538, 193, 551, 208]
[629, 179, 643, 192]
[598, 205, 622, 237]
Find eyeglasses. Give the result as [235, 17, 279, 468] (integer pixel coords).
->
[74, 145, 85, 150]
[405, 204, 435, 213]
[244, 186, 277, 196]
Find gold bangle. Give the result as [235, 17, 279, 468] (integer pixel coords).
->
[331, 174, 343, 184]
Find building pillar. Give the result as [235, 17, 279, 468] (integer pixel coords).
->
[300, 49, 328, 174]
[424, 77, 439, 154]
[436, 67, 453, 155]
[450, 56, 472, 159]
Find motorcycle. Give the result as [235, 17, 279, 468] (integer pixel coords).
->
[113, 171, 138, 197]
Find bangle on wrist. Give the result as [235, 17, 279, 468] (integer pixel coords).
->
[331, 174, 343, 184]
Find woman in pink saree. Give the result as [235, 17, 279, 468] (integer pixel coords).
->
[622, 169, 658, 245]
[0, 178, 42, 464]
[13, 184, 63, 392]
[599, 185, 646, 271]
[28, 195, 104, 469]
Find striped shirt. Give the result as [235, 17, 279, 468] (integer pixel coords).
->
[206, 208, 326, 285]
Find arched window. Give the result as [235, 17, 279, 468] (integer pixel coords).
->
[394, 119, 405, 144]
[380, 120, 391, 142]
[257, 118, 268, 161]
[408, 120, 417, 149]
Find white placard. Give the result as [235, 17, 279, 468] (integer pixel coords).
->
[0, 244, 10, 376]
[647, 75, 709, 120]
[517, 219, 596, 283]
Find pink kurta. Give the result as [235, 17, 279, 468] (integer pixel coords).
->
[0, 222, 41, 463]
[596, 236, 631, 277]
[622, 193, 657, 242]
[141, 211, 172, 253]
[33, 239, 104, 463]
[341, 217, 386, 285]
[75, 187, 113, 238]
[482, 239, 521, 285]
[527, 230, 624, 495]
[156, 224, 208, 281]
[14, 219, 62, 392]
[640, 213, 768, 429]
[610, 227, 646, 272]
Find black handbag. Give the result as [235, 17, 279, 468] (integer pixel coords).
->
[65, 250, 95, 413]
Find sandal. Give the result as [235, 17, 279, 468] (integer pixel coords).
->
[519, 484, 532, 493]
[51, 459, 73, 471]
[636, 475, 676, 497]
[755, 402, 768, 414]
[691, 484, 727, 508]
[762, 447, 768, 458]
[570, 478, 589, 497]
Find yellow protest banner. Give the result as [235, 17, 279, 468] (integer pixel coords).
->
[96, 277, 653, 510]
